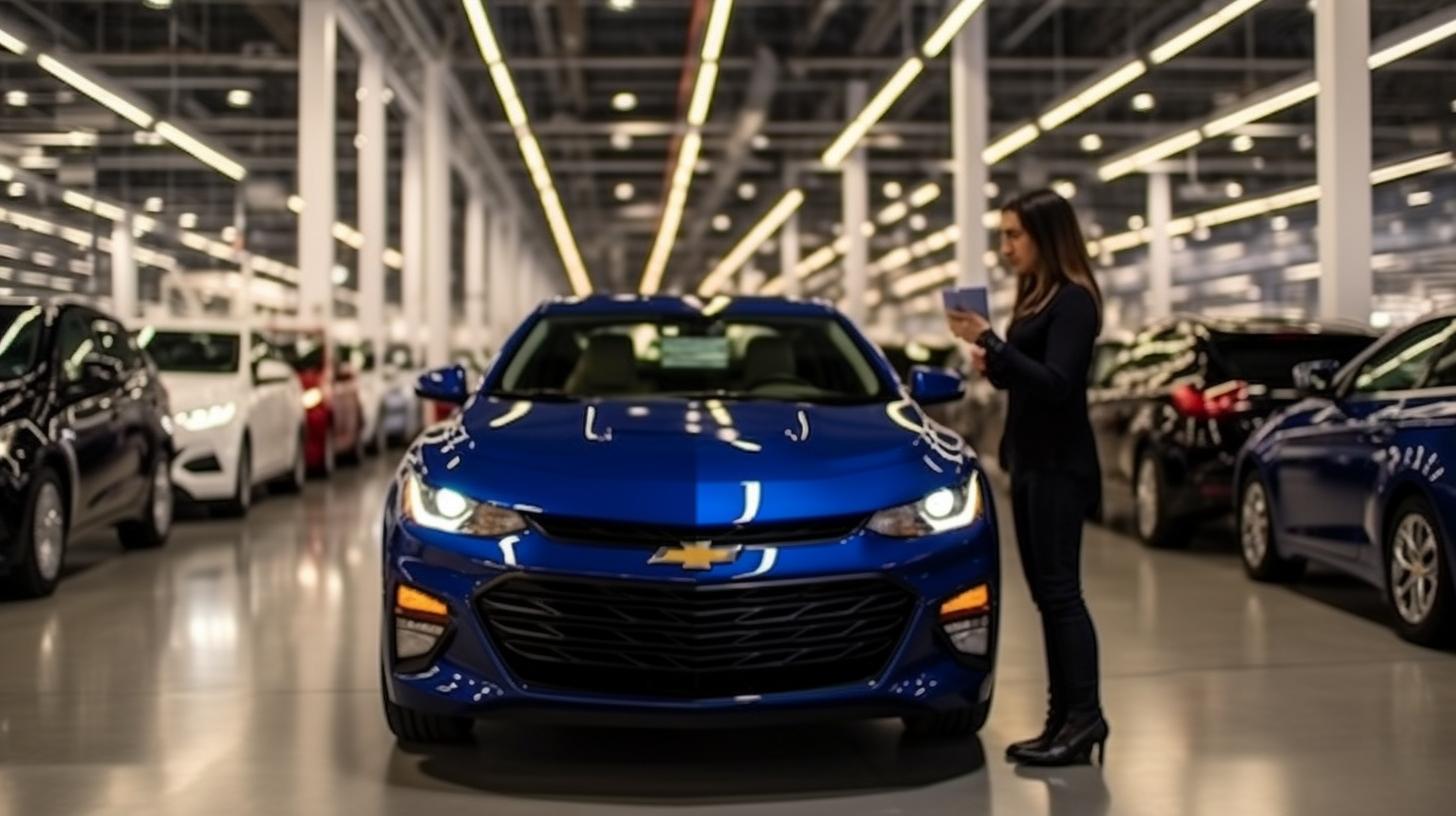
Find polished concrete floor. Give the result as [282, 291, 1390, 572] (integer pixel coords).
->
[3, 458, 1456, 816]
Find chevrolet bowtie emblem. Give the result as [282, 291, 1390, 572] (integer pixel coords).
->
[649, 540, 742, 571]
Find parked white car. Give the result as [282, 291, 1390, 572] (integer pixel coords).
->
[137, 320, 307, 515]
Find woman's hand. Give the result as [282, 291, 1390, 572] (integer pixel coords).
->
[967, 343, 988, 376]
[945, 308, 992, 344]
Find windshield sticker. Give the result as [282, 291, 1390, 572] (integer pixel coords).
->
[661, 336, 730, 369]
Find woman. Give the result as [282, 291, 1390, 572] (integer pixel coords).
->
[946, 188, 1108, 767]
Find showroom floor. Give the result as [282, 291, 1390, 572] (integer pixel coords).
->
[2, 459, 1455, 816]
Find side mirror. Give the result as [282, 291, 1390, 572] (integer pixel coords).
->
[909, 365, 965, 406]
[1293, 359, 1341, 397]
[254, 359, 295, 385]
[416, 365, 469, 405]
[83, 357, 122, 385]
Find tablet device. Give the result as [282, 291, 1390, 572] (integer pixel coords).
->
[940, 285, 990, 318]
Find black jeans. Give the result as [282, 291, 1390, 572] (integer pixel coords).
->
[1011, 469, 1102, 721]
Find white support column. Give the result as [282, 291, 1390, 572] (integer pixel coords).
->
[1316, 0, 1373, 322]
[487, 212, 510, 349]
[781, 164, 801, 297]
[1147, 171, 1172, 319]
[841, 81, 869, 325]
[358, 50, 387, 362]
[297, 0, 337, 325]
[422, 60, 452, 368]
[110, 217, 137, 321]
[401, 123, 424, 356]
[952, 13, 989, 294]
[464, 189, 488, 353]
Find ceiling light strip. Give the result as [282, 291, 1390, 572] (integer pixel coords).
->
[1150, 0, 1267, 64]
[461, 0, 591, 296]
[922, 0, 991, 59]
[638, 0, 735, 295]
[1037, 58, 1148, 131]
[699, 189, 805, 296]
[0, 24, 28, 55]
[37, 53, 154, 128]
[821, 57, 925, 169]
[155, 121, 247, 181]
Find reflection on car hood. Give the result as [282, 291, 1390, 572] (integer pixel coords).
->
[159, 371, 244, 413]
[409, 397, 975, 527]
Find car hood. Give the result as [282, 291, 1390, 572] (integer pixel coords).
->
[411, 397, 976, 527]
[159, 371, 244, 412]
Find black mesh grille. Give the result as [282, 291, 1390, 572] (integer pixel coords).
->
[526, 514, 867, 548]
[478, 575, 915, 699]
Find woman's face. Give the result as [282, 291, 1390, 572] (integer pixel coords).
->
[1000, 210, 1039, 278]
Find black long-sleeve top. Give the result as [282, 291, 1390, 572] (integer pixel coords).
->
[979, 284, 1102, 492]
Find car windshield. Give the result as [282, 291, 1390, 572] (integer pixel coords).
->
[0, 305, 43, 380]
[385, 343, 415, 369]
[1210, 332, 1376, 387]
[337, 343, 376, 373]
[493, 314, 890, 404]
[140, 330, 242, 374]
[882, 343, 957, 380]
[274, 334, 326, 372]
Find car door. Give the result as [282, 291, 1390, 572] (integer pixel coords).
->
[252, 338, 297, 477]
[1090, 326, 1184, 504]
[88, 314, 153, 513]
[1272, 317, 1456, 560]
[52, 307, 128, 527]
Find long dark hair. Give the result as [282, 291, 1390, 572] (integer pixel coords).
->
[1002, 188, 1104, 328]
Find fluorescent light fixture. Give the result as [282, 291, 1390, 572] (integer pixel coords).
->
[1369, 15, 1456, 69]
[702, 0, 735, 62]
[37, 53, 154, 128]
[877, 201, 910, 225]
[922, 0, 990, 59]
[287, 195, 306, 214]
[144, 196, 163, 213]
[687, 62, 719, 125]
[226, 89, 253, 108]
[1230, 134, 1254, 153]
[1080, 133, 1104, 152]
[1369, 151, 1453, 184]
[1131, 92, 1156, 111]
[909, 182, 941, 208]
[1098, 129, 1203, 181]
[712, 214, 732, 232]
[984, 123, 1040, 165]
[699, 189, 805, 296]
[1406, 191, 1433, 208]
[1038, 59, 1147, 131]
[821, 57, 924, 169]
[883, 181, 904, 199]
[611, 92, 638, 112]
[461, 0, 591, 295]
[738, 182, 757, 200]
[5, 90, 27, 107]
[0, 24, 28, 55]
[1203, 80, 1318, 137]
[154, 121, 247, 180]
[1150, 0, 1267, 65]
[614, 182, 635, 201]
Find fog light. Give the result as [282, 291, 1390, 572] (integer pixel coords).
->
[395, 617, 446, 660]
[939, 584, 989, 622]
[396, 584, 448, 618]
[943, 616, 990, 655]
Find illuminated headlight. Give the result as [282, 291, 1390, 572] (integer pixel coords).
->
[867, 473, 983, 537]
[173, 402, 237, 432]
[401, 470, 527, 536]
[301, 388, 324, 410]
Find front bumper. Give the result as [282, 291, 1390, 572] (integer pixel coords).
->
[171, 422, 244, 503]
[382, 504, 1000, 726]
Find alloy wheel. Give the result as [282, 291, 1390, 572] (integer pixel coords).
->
[152, 460, 173, 537]
[1241, 481, 1270, 567]
[33, 482, 65, 582]
[1392, 513, 1440, 625]
[1136, 457, 1159, 541]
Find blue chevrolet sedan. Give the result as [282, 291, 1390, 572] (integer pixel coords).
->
[379, 295, 1000, 743]
[1236, 311, 1456, 646]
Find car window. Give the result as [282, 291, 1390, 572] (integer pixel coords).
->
[0, 305, 43, 380]
[1352, 318, 1456, 394]
[54, 309, 94, 384]
[90, 317, 139, 372]
[1105, 328, 1192, 390]
[1421, 337, 1456, 390]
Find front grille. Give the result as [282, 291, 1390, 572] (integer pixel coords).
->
[478, 575, 915, 699]
[526, 513, 867, 548]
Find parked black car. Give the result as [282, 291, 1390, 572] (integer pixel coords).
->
[0, 298, 174, 598]
[1091, 315, 1377, 548]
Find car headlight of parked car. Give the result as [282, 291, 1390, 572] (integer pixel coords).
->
[401, 470, 527, 536]
[867, 473, 983, 537]
[301, 388, 324, 410]
[173, 402, 237, 433]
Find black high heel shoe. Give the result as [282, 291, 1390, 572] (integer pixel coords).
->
[1005, 711, 1065, 761]
[1011, 714, 1109, 767]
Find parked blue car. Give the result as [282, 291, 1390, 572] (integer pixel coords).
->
[1236, 311, 1456, 645]
[379, 295, 1000, 743]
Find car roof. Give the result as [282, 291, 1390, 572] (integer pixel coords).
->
[536, 294, 840, 319]
[1156, 312, 1377, 337]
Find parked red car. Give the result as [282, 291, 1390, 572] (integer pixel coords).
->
[269, 328, 364, 476]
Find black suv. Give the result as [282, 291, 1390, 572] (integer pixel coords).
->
[1091, 315, 1376, 548]
[0, 298, 174, 598]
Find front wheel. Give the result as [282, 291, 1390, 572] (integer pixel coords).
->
[218, 438, 252, 518]
[902, 699, 992, 739]
[1133, 451, 1186, 549]
[272, 426, 307, 494]
[2, 468, 68, 599]
[381, 669, 473, 744]
[1239, 474, 1304, 582]
[1387, 496, 1454, 647]
[119, 456, 172, 550]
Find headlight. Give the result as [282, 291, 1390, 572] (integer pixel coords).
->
[301, 388, 324, 410]
[867, 473, 983, 537]
[401, 470, 527, 536]
[173, 402, 237, 432]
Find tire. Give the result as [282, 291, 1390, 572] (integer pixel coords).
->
[272, 427, 307, 494]
[218, 437, 252, 518]
[2, 467, 68, 599]
[1133, 451, 1187, 549]
[902, 699, 992, 740]
[381, 669, 473, 744]
[1239, 473, 1305, 583]
[118, 455, 172, 550]
[1385, 495, 1454, 647]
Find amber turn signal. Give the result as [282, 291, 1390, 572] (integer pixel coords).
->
[939, 584, 990, 621]
[396, 585, 449, 619]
